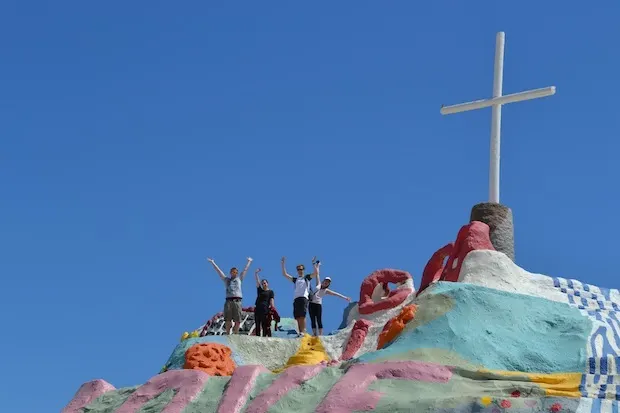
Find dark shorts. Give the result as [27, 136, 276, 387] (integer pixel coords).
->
[293, 296, 308, 319]
[224, 298, 242, 322]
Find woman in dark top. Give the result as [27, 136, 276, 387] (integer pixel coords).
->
[254, 268, 275, 337]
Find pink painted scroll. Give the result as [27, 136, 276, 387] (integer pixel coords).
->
[245, 365, 324, 413]
[315, 361, 452, 413]
[115, 370, 209, 413]
[217, 365, 269, 413]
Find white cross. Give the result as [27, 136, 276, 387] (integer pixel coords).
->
[440, 32, 556, 204]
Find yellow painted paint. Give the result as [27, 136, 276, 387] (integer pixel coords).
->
[480, 396, 492, 406]
[273, 334, 330, 373]
[478, 369, 582, 398]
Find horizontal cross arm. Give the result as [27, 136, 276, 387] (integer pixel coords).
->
[440, 86, 556, 115]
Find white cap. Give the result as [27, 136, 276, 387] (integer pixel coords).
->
[324, 277, 332, 281]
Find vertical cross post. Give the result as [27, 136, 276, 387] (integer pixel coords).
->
[439, 32, 556, 262]
[489, 32, 505, 203]
[440, 32, 556, 204]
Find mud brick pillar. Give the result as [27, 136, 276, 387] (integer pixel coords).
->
[470, 202, 514, 262]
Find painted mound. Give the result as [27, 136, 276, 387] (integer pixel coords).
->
[63, 221, 620, 413]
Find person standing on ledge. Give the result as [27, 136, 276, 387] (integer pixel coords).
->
[207, 257, 253, 335]
[281, 256, 318, 337]
[309, 272, 351, 336]
[253, 268, 275, 337]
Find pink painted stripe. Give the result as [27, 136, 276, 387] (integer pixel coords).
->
[62, 379, 116, 413]
[217, 365, 269, 413]
[245, 365, 324, 413]
[315, 361, 452, 413]
[116, 370, 209, 413]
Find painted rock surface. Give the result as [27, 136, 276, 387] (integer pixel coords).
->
[63, 221, 620, 413]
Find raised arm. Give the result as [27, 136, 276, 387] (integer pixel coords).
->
[308, 257, 319, 280]
[207, 258, 227, 281]
[326, 289, 351, 302]
[240, 257, 253, 280]
[281, 256, 293, 281]
[313, 261, 321, 286]
[254, 268, 262, 288]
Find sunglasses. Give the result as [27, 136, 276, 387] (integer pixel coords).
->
[296, 267, 304, 271]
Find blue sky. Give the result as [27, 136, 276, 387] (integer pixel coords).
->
[1, 2, 619, 412]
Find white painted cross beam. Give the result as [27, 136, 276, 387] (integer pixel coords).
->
[440, 32, 556, 204]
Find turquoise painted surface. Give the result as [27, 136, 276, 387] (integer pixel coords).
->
[357, 282, 591, 373]
[165, 336, 243, 370]
[271, 317, 301, 338]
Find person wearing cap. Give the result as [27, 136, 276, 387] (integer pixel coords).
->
[308, 271, 351, 336]
[281, 256, 319, 336]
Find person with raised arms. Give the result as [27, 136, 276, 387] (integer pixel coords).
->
[207, 257, 253, 335]
[253, 268, 275, 337]
[309, 270, 351, 336]
[281, 256, 318, 337]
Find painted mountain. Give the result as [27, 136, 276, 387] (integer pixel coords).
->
[63, 221, 618, 413]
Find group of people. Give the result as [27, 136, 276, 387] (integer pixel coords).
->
[207, 256, 351, 337]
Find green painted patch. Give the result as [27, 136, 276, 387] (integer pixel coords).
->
[269, 367, 344, 413]
[183, 376, 230, 413]
[240, 372, 278, 411]
[136, 388, 175, 413]
[83, 386, 137, 413]
[369, 370, 548, 412]
[367, 348, 483, 371]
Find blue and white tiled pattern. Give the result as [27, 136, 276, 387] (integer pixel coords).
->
[553, 277, 620, 409]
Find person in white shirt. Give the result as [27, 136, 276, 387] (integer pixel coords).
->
[281, 256, 318, 336]
[308, 271, 351, 336]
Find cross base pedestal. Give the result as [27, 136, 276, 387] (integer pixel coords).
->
[470, 202, 515, 262]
